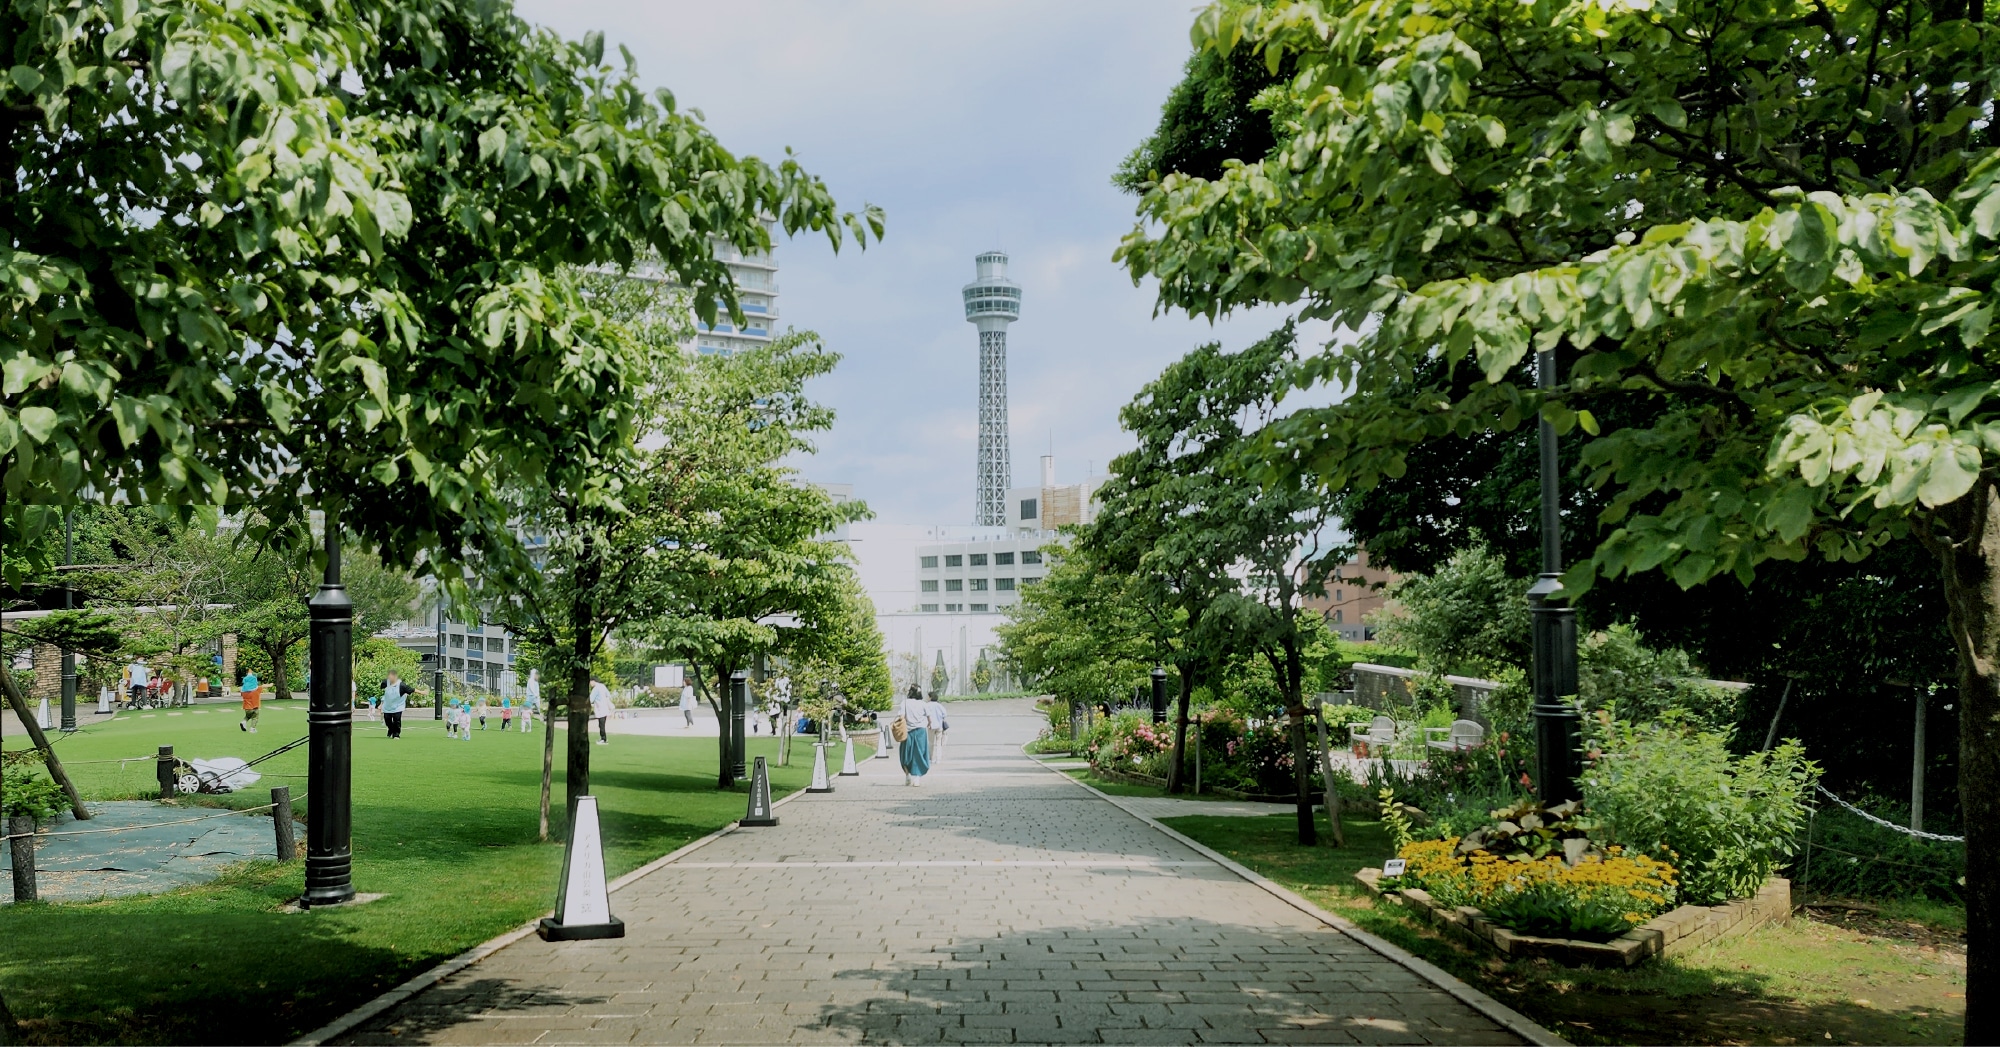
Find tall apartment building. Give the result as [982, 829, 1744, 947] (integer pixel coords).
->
[610, 225, 780, 357]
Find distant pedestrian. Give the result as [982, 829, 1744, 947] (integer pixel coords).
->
[500, 697, 513, 732]
[126, 660, 149, 705]
[475, 696, 491, 731]
[237, 671, 262, 733]
[523, 669, 541, 734]
[381, 672, 408, 739]
[590, 678, 613, 745]
[897, 685, 934, 787]
[925, 692, 949, 766]
[679, 684, 696, 728]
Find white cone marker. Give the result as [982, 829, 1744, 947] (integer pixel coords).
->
[537, 795, 625, 941]
[808, 742, 834, 793]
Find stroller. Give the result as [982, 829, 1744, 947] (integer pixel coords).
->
[170, 734, 306, 795]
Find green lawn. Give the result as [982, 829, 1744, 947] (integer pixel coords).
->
[1, 700, 825, 1045]
[1163, 813, 1968, 1047]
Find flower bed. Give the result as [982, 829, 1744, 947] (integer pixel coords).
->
[1356, 866, 1791, 967]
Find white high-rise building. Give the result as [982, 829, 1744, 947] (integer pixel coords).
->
[963, 251, 1020, 526]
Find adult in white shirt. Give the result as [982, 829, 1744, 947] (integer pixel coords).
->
[522, 669, 540, 733]
[924, 692, 949, 766]
[589, 678, 614, 745]
[896, 685, 934, 787]
[126, 661, 150, 704]
[679, 684, 697, 728]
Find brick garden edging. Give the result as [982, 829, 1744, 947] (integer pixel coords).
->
[1355, 866, 1791, 967]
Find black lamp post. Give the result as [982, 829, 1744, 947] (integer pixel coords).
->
[433, 605, 445, 720]
[730, 669, 748, 781]
[59, 511, 76, 732]
[305, 521, 355, 906]
[1529, 346, 1582, 805]
[1150, 667, 1168, 725]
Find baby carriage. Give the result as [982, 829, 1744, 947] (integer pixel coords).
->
[170, 735, 306, 794]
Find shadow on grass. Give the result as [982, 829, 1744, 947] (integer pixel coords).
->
[1165, 812, 1965, 1047]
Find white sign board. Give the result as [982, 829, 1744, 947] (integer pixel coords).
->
[1383, 858, 1407, 877]
[557, 796, 612, 926]
[653, 664, 684, 689]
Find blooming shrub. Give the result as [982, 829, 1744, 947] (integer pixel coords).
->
[1391, 837, 1680, 940]
[1086, 712, 1170, 772]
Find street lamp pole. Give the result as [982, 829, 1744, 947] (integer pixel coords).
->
[59, 511, 77, 732]
[433, 605, 445, 720]
[1528, 347, 1582, 805]
[305, 519, 356, 906]
[1150, 667, 1167, 725]
[731, 668, 748, 781]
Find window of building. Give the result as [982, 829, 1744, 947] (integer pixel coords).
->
[450, 657, 464, 671]
[970, 553, 987, 566]
[1021, 551, 1043, 565]
[921, 604, 939, 613]
[1020, 498, 1038, 520]
[945, 579, 964, 592]
[970, 578, 988, 591]
[469, 637, 484, 653]
[996, 578, 1015, 591]
[969, 603, 989, 612]
[450, 634, 464, 648]
[946, 603, 963, 612]
[921, 580, 939, 592]
[920, 555, 938, 569]
[945, 554, 963, 567]
[1333, 609, 1344, 623]
[995, 552, 1014, 565]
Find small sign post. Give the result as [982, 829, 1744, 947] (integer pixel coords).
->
[538, 795, 625, 941]
[741, 756, 778, 827]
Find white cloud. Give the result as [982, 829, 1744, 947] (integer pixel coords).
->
[514, 0, 1314, 523]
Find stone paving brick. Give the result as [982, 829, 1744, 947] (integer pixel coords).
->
[330, 702, 1531, 1046]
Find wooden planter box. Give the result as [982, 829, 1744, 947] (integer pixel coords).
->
[1355, 867, 1790, 968]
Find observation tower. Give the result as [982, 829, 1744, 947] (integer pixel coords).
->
[962, 251, 1022, 527]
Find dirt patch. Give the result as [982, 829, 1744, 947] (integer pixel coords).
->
[1798, 902, 1966, 954]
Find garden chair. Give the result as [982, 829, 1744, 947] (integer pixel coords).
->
[1424, 719, 1487, 752]
[1348, 715, 1399, 751]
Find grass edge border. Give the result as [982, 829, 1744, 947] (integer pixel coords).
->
[288, 783, 812, 1047]
[1020, 746, 1570, 1047]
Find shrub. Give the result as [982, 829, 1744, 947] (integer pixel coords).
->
[1577, 624, 1739, 734]
[2, 766, 67, 821]
[1789, 802, 1965, 904]
[1583, 717, 1817, 905]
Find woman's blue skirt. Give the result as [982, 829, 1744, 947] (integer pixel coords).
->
[900, 727, 932, 777]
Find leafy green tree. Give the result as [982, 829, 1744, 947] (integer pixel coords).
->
[1116, 0, 2000, 1029]
[1371, 543, 1530, 677]
[996, 542, 1152, 713]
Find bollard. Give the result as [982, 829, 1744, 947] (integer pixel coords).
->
[156, 745, 176, 798]
[8, 814, 36, 903]
[740, 756, 778, 827]
[271, 787, 298, 861]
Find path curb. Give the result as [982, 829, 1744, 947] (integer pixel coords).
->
[1032, 757, 1568, 1047]
[289, 783, 811, 1047]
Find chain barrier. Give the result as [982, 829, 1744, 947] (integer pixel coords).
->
[0, 795, 303, 843]
[1813, 782, 1964, 843]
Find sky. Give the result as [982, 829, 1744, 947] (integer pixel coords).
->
[512, 0, 1319, 525]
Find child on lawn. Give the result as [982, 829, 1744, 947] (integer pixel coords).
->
[500, 697, 513, 732]
[475, 697, 490, 731]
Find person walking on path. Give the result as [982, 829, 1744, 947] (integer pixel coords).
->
[237, 671, 262, 733]
[679, 684, 696, 728]
[924, 691, 949, 767]
[523, 669, 541, 734]
[590, 678, 613, 745]
[896, 685, 934, 787]
[381, 672, 408, 739]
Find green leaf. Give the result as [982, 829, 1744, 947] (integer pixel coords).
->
[1576, 409, 1600, 436]
[17, 406, 57, 444]
[1917, 441, 1981, 507]
[9, 66, 43, 93]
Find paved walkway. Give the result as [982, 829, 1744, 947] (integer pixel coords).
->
[332, 700, 1532, 1045]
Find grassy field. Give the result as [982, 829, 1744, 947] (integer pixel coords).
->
[1, 699, 828, 1045]
[1162, 812, 1968, 1047]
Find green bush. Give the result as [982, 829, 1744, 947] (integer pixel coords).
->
[3, 766, 67, 821]
[1583, 717, 1817, 905]
[353, 638, 421, 702]
[1577, 624, 1740, 734]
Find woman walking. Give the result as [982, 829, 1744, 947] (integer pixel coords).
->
[523, 669, 541, 733]
[897, 685, 934, 787]
[381, 672, 407, 739]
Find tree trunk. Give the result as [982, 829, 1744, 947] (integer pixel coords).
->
[1166, 663, 1194, 793]
[565, 621, 592, 832]
[1, 665, 89, 820]
[1922, 486, 2000, 1045]
[264, 641, 290, 701]
[539, 702, 557, 842]
[1313, 700, 1345, 847]
[1281, 628, 1316, 846]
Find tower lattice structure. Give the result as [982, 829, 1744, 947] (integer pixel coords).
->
[962, 251, 1021, 527]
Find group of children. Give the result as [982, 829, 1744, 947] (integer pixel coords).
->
[441, 696, 534, 739]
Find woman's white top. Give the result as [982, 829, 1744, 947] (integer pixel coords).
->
[901, 697, 934, 731]
[679, 687, 696, 710]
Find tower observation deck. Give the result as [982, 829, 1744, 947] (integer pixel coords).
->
[963, 251, 1021, 527]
